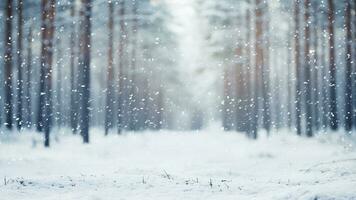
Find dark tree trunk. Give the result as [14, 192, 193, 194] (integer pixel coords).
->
[78, 0, 92, 143]
[287, 21, 293, 129]
[117, 0, 126, 134]
[129, 0, 138, 131]
[344, 0, 353, 131]
[245, 8, 253, 135]
[55, 38, 63, 126]
[327, 0, 338, 130]
[294, 0, 302, 136]
[261, 2, 271, 134]
[4, 0, 13, 130]
[235, 13, 250, 133]
[321, 21, 329, 130]
[311, 1, 320, 131]
[104, 0, 114, 135]
[251, 0, 264, 139]
[37, 60, 44, 132]
[353, 0, 356, 128]
[16, 0, 24, 130]
[25, 24, 33, 128]
[304, 0, 313, 137]
[70, 0, 78, 134]
[39, 0, 56, 147]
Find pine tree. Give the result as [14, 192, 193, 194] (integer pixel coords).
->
[294, 0, 302, 136]
[4, 0, 14, 130]
[104, 0, 114, 135]
[129, 0, 139, 131]
[304, 0, 313, 137]
[321, 16, 329, 130]
[55, 37, 63, 126]
[287, 20, 293, 129]
[311, 0, 321, 131]
[251, 0, 265, 139]
[223, 67, 234, 131]
[353, 0, 356, 128]
[78, 0, 92, 143]
[16, 0, 24, 130]
[261, 2, 271, 134]
[117, 0, 126, 134]
[70, 0, 78, 134]
[327, 0, 338, 130]
[25, 24, 33, 128]
[235, 35, 246, 132]
[245, 6, 253, 135]
[344, 0, 353, 131]
[39, 0, 56, 147]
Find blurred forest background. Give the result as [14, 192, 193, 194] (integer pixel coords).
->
[0, 0, 355, 147]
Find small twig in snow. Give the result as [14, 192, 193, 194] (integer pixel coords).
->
[163, 170, 172, 180]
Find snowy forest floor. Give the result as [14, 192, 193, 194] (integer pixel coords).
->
[1, 128, 356, 200]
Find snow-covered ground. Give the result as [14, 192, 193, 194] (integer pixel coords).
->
[1, 128, 356, 200]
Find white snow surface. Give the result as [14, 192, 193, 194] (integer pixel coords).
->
[1, 128, 356, 200]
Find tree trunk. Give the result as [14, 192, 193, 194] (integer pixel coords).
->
[16, 0, 24, 130]
[141, 78, 148, 129]
[104, 0, 114, 135]
[235, 42, 246, 132]
[294, 0, 302, 136]
[245, 8, 253, 135]
[261, 2, 271, 134]
[4, 0, 13, 130]
[251, 0, 264, 139]
[78, 0, 92, 143]
[223, 68, 233, 131]
[25, 24, 33, 128]
[55, 37, 63, 127]
[70, 0, 78, 134]
[353, 0, 356, 128]
[117, 0, 126, 134]
[321, 20, 329, 130]
[287, 20, 293, 129]
[327, 0, 338, 130]
[344, 0, 353, 131]
[39, 0, 56, 147]
[129, 0, 138, 131]
[304, 0, 313, 137]
[312, 1, 320, 131]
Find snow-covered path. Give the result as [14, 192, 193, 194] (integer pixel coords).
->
[1, 129, 356, 200]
